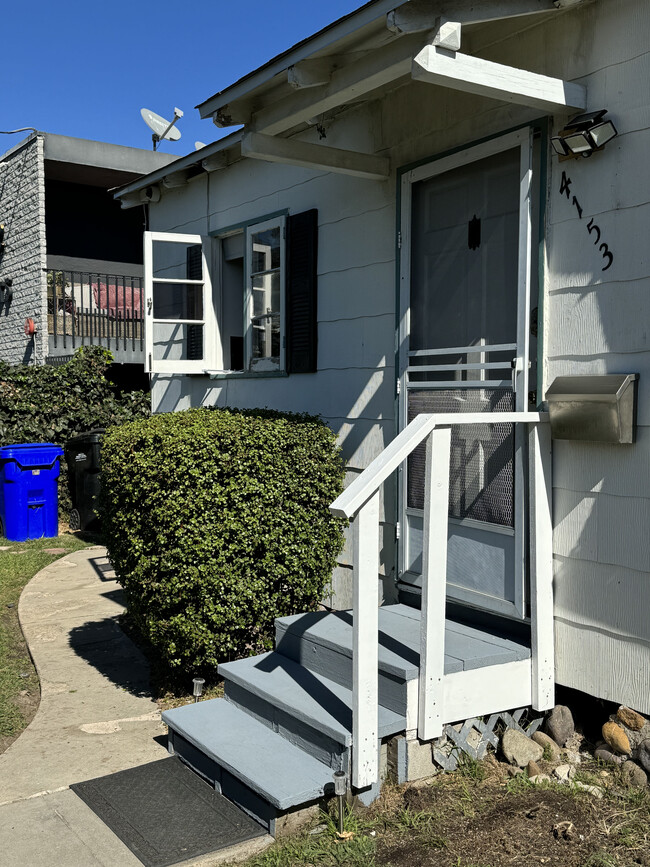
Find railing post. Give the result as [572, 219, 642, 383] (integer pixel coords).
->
[352, 489, 380, 789]
[418, 426, 451, 741]
[529, 421, 554, 710]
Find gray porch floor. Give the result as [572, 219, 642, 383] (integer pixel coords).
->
[276, 603, 531, 680]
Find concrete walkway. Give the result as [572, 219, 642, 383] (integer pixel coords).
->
[0, 546, 269, 867]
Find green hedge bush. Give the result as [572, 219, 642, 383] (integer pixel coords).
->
[0, 347, 150, 518]
[98, 407, 346, 681]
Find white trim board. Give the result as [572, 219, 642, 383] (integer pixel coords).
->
[441, 659, 533, 722]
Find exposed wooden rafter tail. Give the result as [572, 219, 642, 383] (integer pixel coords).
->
[412, 45, 587, 113]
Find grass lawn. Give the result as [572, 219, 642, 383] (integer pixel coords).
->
[0, 532, 90, 754]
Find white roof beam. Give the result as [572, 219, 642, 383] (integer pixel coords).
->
[387, 0, 558, 34]
[288, 58, 333, 89]
[162, 170, 191, 189]
[412, 44, 586, 113]
[251, 32, 425, 136]
[213, 101, 253, 128]
[241, 132, 390, 181]
[431, 18, 462, 51]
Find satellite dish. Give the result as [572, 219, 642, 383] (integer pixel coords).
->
[140, 107, 183, 150]
[195, 141, 207, 150]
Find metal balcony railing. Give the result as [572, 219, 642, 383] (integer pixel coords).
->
[46, 269, 144, 354]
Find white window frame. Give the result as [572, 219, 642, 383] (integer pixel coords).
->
[244, 215, 286, 372]
[144, 231, 219, 374]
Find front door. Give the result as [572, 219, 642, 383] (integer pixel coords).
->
[398, 129, 537, 620]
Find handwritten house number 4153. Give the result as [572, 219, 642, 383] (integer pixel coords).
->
[559, 170, 613, 271]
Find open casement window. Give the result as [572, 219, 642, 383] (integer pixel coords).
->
[144, 210, 318, 376]
[144, 232, 218, 374]
[245, 217, 286, 372]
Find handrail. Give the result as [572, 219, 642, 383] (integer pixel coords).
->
[330, 411, 547, 520]
[330, 409, 551, 791]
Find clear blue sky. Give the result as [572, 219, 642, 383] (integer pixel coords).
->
[3, 1, 365, 155]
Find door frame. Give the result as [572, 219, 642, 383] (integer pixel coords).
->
[397, 128, 534, 620]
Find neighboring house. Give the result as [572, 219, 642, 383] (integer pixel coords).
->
[114, 0, 649, 825]
[0, 132, 175, 378]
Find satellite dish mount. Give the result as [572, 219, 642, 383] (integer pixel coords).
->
[140, 107, 184, 151]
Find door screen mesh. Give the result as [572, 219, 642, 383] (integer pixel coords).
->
[407, 388, 515, 527]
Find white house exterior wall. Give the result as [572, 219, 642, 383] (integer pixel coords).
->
[0, 135, 48, 365]
[148, 0, 650, 710]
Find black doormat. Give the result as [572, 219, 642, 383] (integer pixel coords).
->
[71, 757, 266, 867]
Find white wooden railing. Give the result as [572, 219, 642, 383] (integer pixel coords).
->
[329, 412, 553, 789]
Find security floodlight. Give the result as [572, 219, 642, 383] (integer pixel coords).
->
[551, 110, 618, 158]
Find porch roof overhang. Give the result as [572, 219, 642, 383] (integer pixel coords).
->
[114, 0, 588, 205]
[197, 0, 586, 137]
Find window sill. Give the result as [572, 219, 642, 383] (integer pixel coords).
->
[205, 369, 288, 381]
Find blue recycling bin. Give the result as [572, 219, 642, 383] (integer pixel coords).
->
[0, 443, 64, 541]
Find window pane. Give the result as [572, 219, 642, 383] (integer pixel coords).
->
[252, 272, 280, 317]
[153, 282, 203, 320]
[251, 227, 280, 272]
[152, 241, 203, 281]
[251, 314, 280, 361]
[152, 322, 204, 361]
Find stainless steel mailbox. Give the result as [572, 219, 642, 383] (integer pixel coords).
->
[546, 374, 638, 444]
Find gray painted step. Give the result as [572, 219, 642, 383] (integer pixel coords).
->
[219, 651, 406, 749]
[162, 699, 334, 811]
[276, 605, 531, 694]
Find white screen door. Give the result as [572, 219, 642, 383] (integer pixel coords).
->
[398, 130, 534, 619]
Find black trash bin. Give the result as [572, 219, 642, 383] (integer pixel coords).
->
[65, 428, 105, 530]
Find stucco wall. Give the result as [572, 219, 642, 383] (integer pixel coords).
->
[0, 135, 48, 365]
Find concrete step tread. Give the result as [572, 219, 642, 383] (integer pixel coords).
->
[276, 604, 530, 678]
[219, 651, 406, 746]
[162, 699, 334, 811]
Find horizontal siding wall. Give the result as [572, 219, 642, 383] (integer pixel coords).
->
[150, 105, 398, 605]
[540, 0, 650, 712]
[148, 0, 650, 673]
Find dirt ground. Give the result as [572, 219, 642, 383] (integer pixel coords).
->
[372, 762, 650, 867]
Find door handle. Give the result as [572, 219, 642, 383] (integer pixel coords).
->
[511, 356, 524, 391]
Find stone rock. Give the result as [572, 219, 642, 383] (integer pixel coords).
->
[507, 766, 523, 778]
[634, 739, 650, 774]
[502, 729, 544, 767]
[545, 705, 575, 747]
[609, 714, 649, 751]
[554, 764, 575, 782]
[531, 731, 561, 761]
[621, 761, 647, 788]
[565, 750, 582, 765]
[574, 781, 604, 798]
[595, 747, 624, 766]
[602, 721, 631, 755]
[527, 760, 541, 778]
[529, 773, 551, 785]
[617, 706, 647, 731]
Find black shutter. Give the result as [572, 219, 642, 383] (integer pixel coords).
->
[286, 209, 318, 374]
[186, 244, 203, 361]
